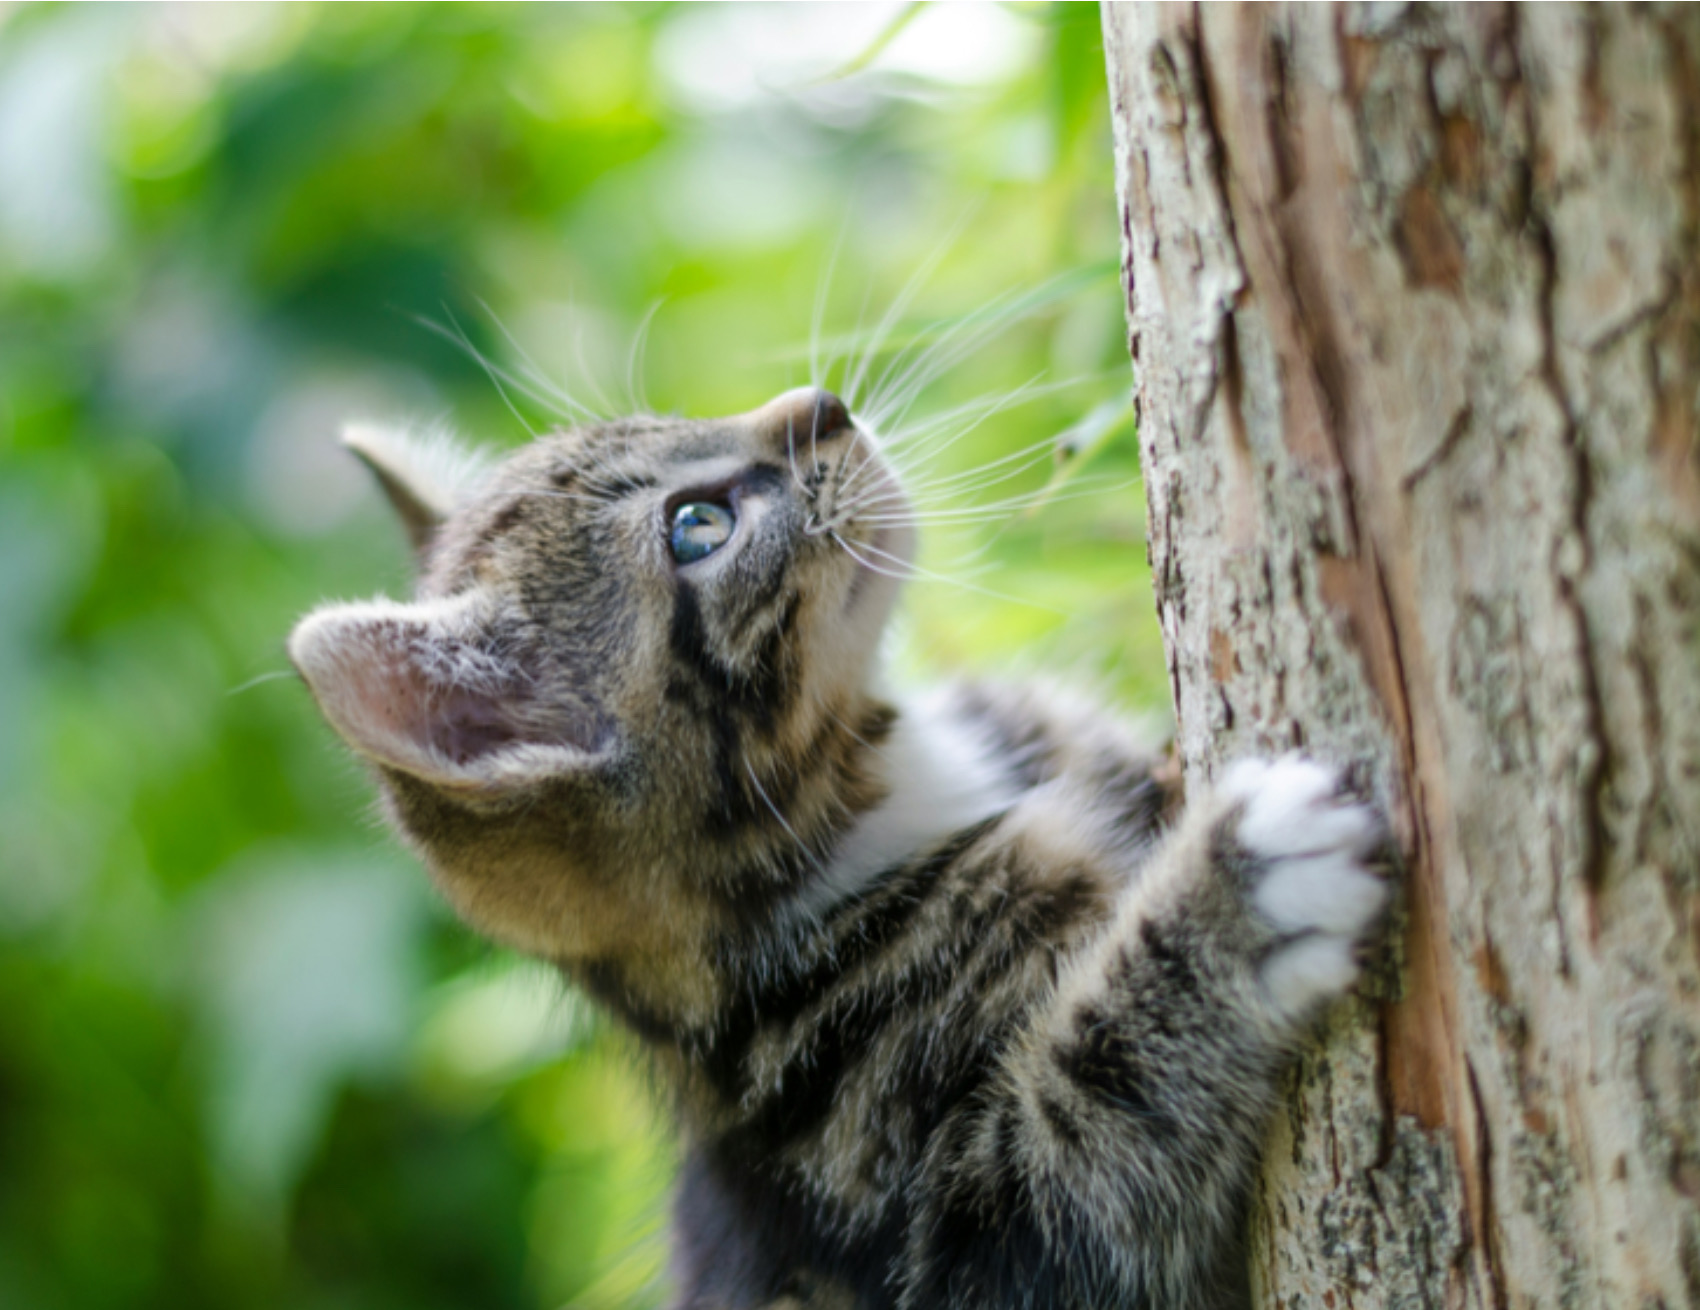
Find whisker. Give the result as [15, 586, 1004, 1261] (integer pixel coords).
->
[744, 760, 828, 878]
[895, 460, 1131, 515]
[883, 370, 1051, 472]
[843, 207, 978, 412]
[836, 372, 1078, 507]
[428, 307, 541, 440]
[862, 282, 1072, 434]
[885, 457, 1059, 509]
[878, 372, 1097, 454]
[861, 273, 1115, 438]
[226, 669, 299, 697]
[838, 389, 1123, 530]
[830, 530, 1066, 614]
[626, 298, 665, 416]
[862, 288, 1032, 432]
[472, 297, 605, 425]
[810, 216, 851, 391]
[784, 415, 815, 500]
[827, 530, 924, 582]
[417, 308, 608, 437]
[852, 483, 1133, 527]
[567, 296, 620, 421]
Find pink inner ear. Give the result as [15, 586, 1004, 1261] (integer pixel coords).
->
[316, 618, 533, 774]
[421, 686, 523, 765]
[294, 597, 607, 782]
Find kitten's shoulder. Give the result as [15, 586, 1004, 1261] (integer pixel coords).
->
[939, 678, 1174, 807]
[916, 679, 1177, 898]
[789, 681, 1169, 928]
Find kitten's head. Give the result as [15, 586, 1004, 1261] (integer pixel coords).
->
[291, 388, 909, 981]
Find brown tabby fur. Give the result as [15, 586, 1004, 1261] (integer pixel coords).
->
[291, 387, 1387, 1309]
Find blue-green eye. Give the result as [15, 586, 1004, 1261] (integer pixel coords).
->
[670, 501, 736, 564]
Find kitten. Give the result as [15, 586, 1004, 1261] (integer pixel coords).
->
[290, 386, 1387, 1310]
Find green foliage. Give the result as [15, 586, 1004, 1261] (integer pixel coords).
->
[0, 4, 1160, 1307]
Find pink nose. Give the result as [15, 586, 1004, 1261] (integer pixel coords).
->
[755, 387, 853, 448]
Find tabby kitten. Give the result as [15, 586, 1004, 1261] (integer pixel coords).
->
[290, 385, 1387, 1310]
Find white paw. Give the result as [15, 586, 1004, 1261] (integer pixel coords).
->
[1259, 935, 1362, 1017]
[1220, 756, 1388, 1019]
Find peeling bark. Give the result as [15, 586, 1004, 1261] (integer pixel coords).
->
[1101, 5, 1700, 1307]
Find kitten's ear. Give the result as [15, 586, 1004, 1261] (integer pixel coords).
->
[289, 591, 606, 793]
[342, 422, 492, 554]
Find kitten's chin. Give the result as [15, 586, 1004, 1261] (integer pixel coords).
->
[844, 512, 913, 629]
[838, 441, 914, 624]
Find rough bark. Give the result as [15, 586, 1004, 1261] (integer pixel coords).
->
[1102, 4, 1700, 1307]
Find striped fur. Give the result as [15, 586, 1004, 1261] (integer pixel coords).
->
[290, 388, 1388, 1309]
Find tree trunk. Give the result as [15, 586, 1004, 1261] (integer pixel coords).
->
[1101, 4, 1700, 1306]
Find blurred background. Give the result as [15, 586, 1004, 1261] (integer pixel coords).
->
[0, 4, 1163, 1308]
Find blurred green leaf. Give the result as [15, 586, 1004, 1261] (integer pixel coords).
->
[192, 849, 426, 1216]
[0, 6, 1153, 1308]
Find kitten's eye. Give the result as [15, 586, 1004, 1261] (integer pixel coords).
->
[670, 502, 736, 564]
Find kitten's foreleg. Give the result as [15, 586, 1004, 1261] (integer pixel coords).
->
[902, 758, 1388, 1310]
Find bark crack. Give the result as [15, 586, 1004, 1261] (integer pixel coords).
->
[1185, 4, 1246, 302]
[1583, 274, 1679, 359]
[1401, 402, 1474, 492]
[1513, 5, 1609, 920]
[1468, 1060, 1512, 1310]
[1627, 592, 1666, 879]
